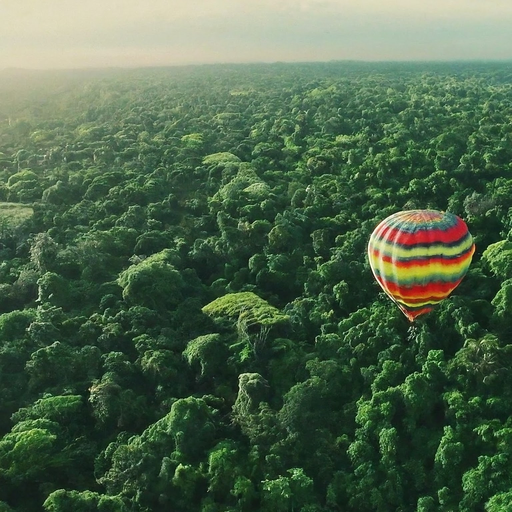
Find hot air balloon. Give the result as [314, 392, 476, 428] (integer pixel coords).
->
[368, 209, 475, 322]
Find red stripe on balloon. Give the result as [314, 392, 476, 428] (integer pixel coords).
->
[376, 276, 463, 299]
[374, 220, 468, 246]
[402, 307, 434, 322]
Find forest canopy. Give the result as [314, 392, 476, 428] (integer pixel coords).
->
[0, 61, 512, 511]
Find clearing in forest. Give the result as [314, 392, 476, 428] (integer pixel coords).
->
[0, 202, 33, 229]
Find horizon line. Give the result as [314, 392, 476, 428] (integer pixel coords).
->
[2, 58, 512, 73]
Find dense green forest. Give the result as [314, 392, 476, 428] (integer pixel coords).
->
[0, 61, 512, 511]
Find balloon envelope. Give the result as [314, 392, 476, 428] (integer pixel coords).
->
[368, 210, 475, 321]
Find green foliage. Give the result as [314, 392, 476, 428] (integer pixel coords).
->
[482, 240, 512, 280]
[166, 396, 217, 461]
[183, 333, 229, 378]
[0, 202, 33, 228]
[203, 152, 241, 166]
[1, 62, 512, 511]
[30, 233, 59, 273]
[0, 308, 36, 339]
[43, 490, 127, 512]
[117, 249, 184, 310]
[202, 292, 289, 327]
[486, 491, 512, 512]
[261, 468, 314, 512]
[0, 423, 58, 481]
[207, 440, 243, 497]
[12, 395, 83, 424]
[490, 279, 512, 333]
[232, 372, 269, 426]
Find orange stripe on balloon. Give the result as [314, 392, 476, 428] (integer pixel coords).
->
[373, 219, 468, 246]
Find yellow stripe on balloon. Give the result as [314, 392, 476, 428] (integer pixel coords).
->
[369, 258, 472, 283]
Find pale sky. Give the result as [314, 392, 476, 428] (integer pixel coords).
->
[1, 0, 511, 69]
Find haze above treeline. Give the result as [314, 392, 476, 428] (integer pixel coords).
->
[0, 60, 510, 114]
[1, 0, 512, 69]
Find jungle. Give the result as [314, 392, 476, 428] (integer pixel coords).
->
[0, 61, 512, 511]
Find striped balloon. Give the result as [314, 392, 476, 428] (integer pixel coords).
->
[368, 210, 475, 322]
